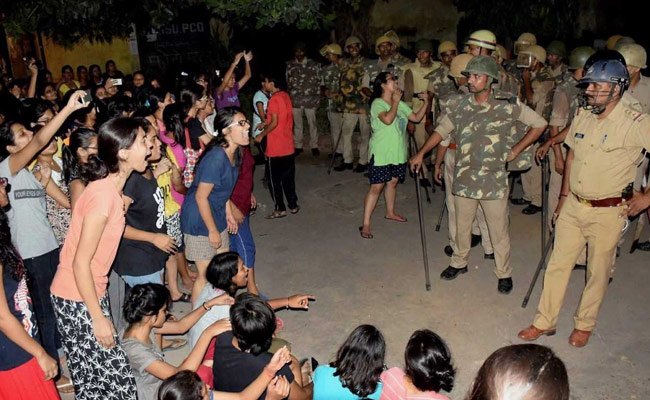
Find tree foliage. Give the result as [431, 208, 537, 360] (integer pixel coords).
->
[2, 0, 361, 45]
[455, 0, 580, 45]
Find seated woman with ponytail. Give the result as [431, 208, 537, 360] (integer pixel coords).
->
[180, 108, 250, 303]
[380, 330, 455, 400]
[50, 117, 153, 400]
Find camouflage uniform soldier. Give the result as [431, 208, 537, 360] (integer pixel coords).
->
[425, 41, 457, 120]
[464, 30, 520, 96]
[334, 36, 371, 172]
[504, 32, 537, 79]
[519, 52, 650, 347]
[363, 35, 407, 91]
[619, 43, 650, 250]
[320, 43, 344, 158]
[515, 44, 555, 215]
[546, 40, 569, 83]
[383, 30, 412, 64]
[434, 53, 494, 259]
[287, 42, 322, 155]
[410, 55, 547, 294]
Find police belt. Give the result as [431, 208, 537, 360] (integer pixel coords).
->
[572, 192, 631, 208]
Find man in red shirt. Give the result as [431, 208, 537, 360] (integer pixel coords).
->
[255, 73, 300, 218]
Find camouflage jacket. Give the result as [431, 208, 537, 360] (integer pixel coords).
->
[441, 92, 525, 199]
[338, 56, 369, 114]
[286, 58, 321, 108]
[425, 64, 455, 99]
[363, 56, 407, 88]
[496, 65, 521, 99]
[555, 75, 581, 127]
[529, 66, 555, 120]
[322, 62, 342, 111]
[551, 63, 569, 84]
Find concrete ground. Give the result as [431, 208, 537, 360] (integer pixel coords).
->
[62, 146, 650, 400]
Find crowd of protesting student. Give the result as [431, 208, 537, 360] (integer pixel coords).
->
[0, 29, 595, 399]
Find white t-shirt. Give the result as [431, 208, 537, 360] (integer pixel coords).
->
[188, 285, 230, 348]
[0, 157, 58, 258]
[252, 90, 270, 137]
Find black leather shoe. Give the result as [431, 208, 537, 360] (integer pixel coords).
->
[440, 266, 468, 280]
[444, 245, 453, 257]
[419, 178, 431, 188]
[574, 264, 586, 270]
[498, 278, 513, 294]
[334, 162, 353, 171]
[484, 253, 495, 260]
[637, 241, 650, 251]
[471, 234, 481, 248]
[328, 152, 343, 160]
[510, 198, 530, 206]
[311, 148, 320, 157]
[522, 204, 542, 215]
[294, 148, 304, 156]
[353, 164, 368, 173]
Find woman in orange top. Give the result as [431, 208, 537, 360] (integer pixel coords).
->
[50, 117, 152, 400]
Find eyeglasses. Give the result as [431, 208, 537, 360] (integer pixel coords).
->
[84, 146, 98, 150]
[225, 120, 250, 129]
[199, 96, 208, 102]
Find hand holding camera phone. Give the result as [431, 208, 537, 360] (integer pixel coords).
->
[79, 90, 93, 105]
[110, 78, 123, 86]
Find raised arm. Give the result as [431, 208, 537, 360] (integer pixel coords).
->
[216, 52, 245, 98]
[27, 60, 38, 98]
[238, 52, 253, 89]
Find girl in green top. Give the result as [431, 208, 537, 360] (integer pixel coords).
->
[360, 72, 429, 239]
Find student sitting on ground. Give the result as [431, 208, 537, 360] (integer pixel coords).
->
[212, 292, 314, 400]
[380, 329, 455, 400]
[313, 324, 385, 400]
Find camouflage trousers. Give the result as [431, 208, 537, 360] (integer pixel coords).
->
[451, 196, 512, 279]
[443, 149, 493, 255]
[341, 113, 370, 164]
[293, 107, 319, 150]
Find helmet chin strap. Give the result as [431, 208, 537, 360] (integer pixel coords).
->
[580, 84, 620, 114]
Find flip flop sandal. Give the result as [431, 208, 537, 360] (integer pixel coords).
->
[290, 205, 301, 214]
[57, 380, 75, 394]
[173, 293, 191, 303]
[384, 216, 408, 223]
[162, 338, 187, 351]
[358, 226, 374, 239]
[265, 211, 287, 219]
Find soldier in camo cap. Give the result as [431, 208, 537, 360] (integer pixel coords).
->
[286, 41, 322, 156]
[320, 43, 344, 159]
[409, 55, 547, 294]
[546, 40, 569, 82]
[383, 30, 412, 64]
[425, 41, 458, 120]
[514, 44, 555, 215]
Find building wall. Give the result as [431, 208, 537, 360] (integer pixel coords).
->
[41, 36, 139, 81]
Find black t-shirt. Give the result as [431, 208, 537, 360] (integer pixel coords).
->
[188, 117, 207, 150]
[212, 331, 294, 400]
[0, 268, 36, 371]
[114, 170, 168, 277]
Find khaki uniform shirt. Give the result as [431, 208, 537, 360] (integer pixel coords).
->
[530, 66, 555, 119]
[404, 61, 440, 112]
[566, 101, 650, 200]
[362, 56, 406, 88]
[435, 93, 547, 199]
[549, 75, 581, 129]
[628, 74, 650, 114]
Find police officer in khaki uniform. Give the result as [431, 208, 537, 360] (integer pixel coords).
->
[515, 44, 555, 215]
[618, 43, 650, 250]
[519, 52, 650, 347]
[433, 53, 494, 259]
[546, 40, 569, 82]
[410, 55, 547, 294]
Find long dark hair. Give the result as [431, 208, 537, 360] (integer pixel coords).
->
[18, 98, 53, 127]
[405, 329, 455, 393]
[466, 344, 569, 400]
[82, 117, 144, 182]
[62, 127, 97, 184]
[139, 88, 168, 116]
[162, 102, 185, 146]
[0, 209, 26, 281]
[330, 324, 386, 397]
[371, 71, 392, 104]
[157, 371, 204, 400]
[196, 107, 240, 166]
[0, 121, 18, 161]
[206, 252, 240, 296]
[123, 283, 172, 324]
[179, 82, 205, 115]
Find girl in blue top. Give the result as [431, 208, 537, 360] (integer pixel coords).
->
[313, 324, 385, 400]
[180, 108, 251, 303]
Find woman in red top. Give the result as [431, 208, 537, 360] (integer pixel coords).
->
[50, 117, 152, 400]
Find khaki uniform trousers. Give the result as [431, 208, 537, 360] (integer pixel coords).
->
[341, 112, 370, 165]
[451, 196, 512, 279]
[521, 143, 543, 207]
[534, 194, 626, 331]
[328, 111, 343, 153]
[548, 149, 587, 264]
[444, 149, 493, 254]
[293, 107, 318, 150]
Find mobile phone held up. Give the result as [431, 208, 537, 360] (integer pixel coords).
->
[110, 78, 123, 86]
[79, 90, 93, 105]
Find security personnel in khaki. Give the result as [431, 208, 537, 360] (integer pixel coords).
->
[465, 30, 520, 95]
[433, 53, 495, 259]
[403, 39, 441, 176]
[515, 44, 555, 215]
[320, 43, 344, 158]
[519, 52, 650, 347]
[505, 32, 537, 78]
[618, 43, 650, 250]
[383, 30, 412, 64]
[409, 55, 547, 294]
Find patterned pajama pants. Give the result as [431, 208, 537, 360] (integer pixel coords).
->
[51, 294, 137, 400]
